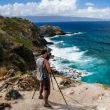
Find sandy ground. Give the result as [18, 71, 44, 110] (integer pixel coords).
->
[1, 77, 110, 110]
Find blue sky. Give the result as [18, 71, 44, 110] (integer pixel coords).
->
[78, 0, 110, 8]
[0, 0, 110, 19]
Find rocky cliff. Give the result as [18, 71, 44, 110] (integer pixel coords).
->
[0, 16, 65, 75]
[0, 17, 42, 73]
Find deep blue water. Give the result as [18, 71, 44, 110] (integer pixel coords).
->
[36, 22, 110, 86]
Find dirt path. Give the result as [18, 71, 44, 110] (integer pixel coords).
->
[10, 77, 96, 110]
[2, 77, 110, 110]
[10, 90, 96, 110]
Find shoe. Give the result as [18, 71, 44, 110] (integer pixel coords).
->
[44, 103, 52, 108]
[38, 95, 43, 99]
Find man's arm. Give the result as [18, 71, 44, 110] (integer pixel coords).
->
[44, 59, 52, 74]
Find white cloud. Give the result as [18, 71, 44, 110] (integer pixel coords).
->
[85, 2, 94, 7]
[0, 0, 110, 19]
[75, 7, 110, 19]
[0, 0, 77, 16]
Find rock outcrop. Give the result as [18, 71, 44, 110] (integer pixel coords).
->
[5, 89, 22, 100]
[40, 25, 65, 37]
[0, 103, 11, 110]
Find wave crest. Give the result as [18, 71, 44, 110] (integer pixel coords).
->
[49, 45, 89, 62]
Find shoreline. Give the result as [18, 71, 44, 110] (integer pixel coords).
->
[44, 36, 90, 81]
[44, 32, 110, 87]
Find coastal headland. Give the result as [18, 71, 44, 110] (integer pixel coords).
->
[0, 16, 110, 110]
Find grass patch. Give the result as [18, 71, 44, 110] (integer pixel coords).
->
[15, 37, 32, 48]
[0, 67, 8, 77]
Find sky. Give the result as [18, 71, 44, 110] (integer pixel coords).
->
[0, 0, 110, 19]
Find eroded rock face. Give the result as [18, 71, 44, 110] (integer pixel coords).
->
[40, 25, 65, 37]
[11, 46, 36, 71]
[32, 39, 48, 47]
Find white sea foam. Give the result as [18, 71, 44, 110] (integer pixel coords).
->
[45, 33, 96, 79]
[58, 41, 64, 43]
[45, 37, 65, 45]
[50, 35, 59, 38]
[50, 57, 93, 79]
[55, 41, 64, 44]
[48, 32, 84, 39]
[44, 37, 53, 42]
[47, 43, 96, 78]
[73, 32, 84, 35]
[49, 45, 89, 62]
[50, 57, 73, 75]
[45, 32, 84, 43]
[66, 32, 84, 36]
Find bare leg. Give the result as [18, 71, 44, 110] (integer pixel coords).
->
[39, 81, 43, 99]
[43, 79, 51, 107]
[44, 90, 49, 105]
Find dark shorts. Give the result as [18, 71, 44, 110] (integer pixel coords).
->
[40, 78, 50, 91]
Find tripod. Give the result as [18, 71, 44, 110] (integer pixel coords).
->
[51, 73, 68, 106]
[32, 73, 69, 109]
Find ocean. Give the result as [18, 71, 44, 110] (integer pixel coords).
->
[36, 21, 110, 86]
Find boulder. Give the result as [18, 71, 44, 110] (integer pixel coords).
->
[9, 53, 27, 72]
[0, 103, 11, 110]
[59, 78, 72, 87]
[5, 89, 22, 100]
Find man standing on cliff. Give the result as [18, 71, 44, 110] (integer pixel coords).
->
[36, 49, 52, 107]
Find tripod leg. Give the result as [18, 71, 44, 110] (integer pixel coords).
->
[32, 88, 37, 99]
[50, 74, 54, 90]
[52, 73, 68, 106]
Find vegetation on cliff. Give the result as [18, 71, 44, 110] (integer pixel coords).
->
[0, 17, 44, 74]
[0, 16, 65, 76]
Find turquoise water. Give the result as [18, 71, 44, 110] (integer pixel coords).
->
[36, 22, 110, 86]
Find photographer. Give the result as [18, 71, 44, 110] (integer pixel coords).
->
[36, 49, 52, 108]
